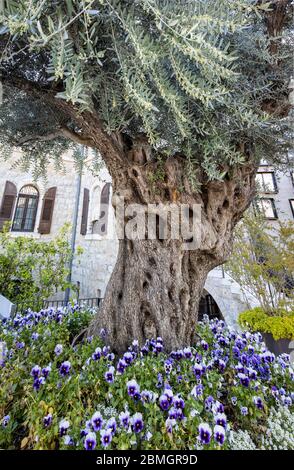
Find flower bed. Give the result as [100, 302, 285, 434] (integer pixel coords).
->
[0, 306, 293, 450]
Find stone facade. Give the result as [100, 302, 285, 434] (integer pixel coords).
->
[256, 156, 294, 222]
[205, 156, 294, 326]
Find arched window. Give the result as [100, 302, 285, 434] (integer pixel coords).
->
[12, 185, 39, 232]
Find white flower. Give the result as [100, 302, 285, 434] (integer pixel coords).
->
[54, 344, 63, 356]
[260, 406, 294, 450]
[64, 435, 72, 445]
[228, 430, 256, 450]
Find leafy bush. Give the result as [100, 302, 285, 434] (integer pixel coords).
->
[0, 224, 79, 311]
[227, 215, 294, 315]
[0, 307, 293, 450]
[228, 429, 257, 450]
[239, 307, 294, 341]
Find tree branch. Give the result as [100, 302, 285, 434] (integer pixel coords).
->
[15, 131, 63, 146]
[0, 72, 128, 175]
[260, 0, 293, 117]
[59, 125, 95, 146]
[14, 125, 95, 147]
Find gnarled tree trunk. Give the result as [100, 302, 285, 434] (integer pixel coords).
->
[91, 238, 213, 353]
[89, 150, 256, 353]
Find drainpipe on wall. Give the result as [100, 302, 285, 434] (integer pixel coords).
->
[64, 145, 84, 305]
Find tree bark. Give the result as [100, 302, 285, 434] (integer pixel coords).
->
[2, 76, 257, 353]
[91, 238, 212, 353]
[89, 151, 256, 353]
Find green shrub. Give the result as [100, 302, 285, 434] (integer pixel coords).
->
[226, 214, 294, 315]
[0, 223, 79, 311]
[239, 307, 294, 340]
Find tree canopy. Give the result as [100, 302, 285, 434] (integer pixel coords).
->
[0, 0, 292, 182]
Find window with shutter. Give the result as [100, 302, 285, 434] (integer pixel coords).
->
[80, 188, 90, 235]
[38, 187, 56, 234]
[0, 181, 17, 231]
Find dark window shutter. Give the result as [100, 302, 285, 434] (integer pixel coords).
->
[97, 183, 111, 235]
[271, 199, 278, 219]
[80, 188, 90, 235]
[0, 181, 17, 231]
[272, 172, 278, 192]
[38, 187, 56, 234]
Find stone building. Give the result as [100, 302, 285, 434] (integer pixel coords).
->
[255, 157, 294, 222]
[0, 149, 293, 326]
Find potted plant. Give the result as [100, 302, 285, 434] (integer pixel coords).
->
[239, 307, 294, 355]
